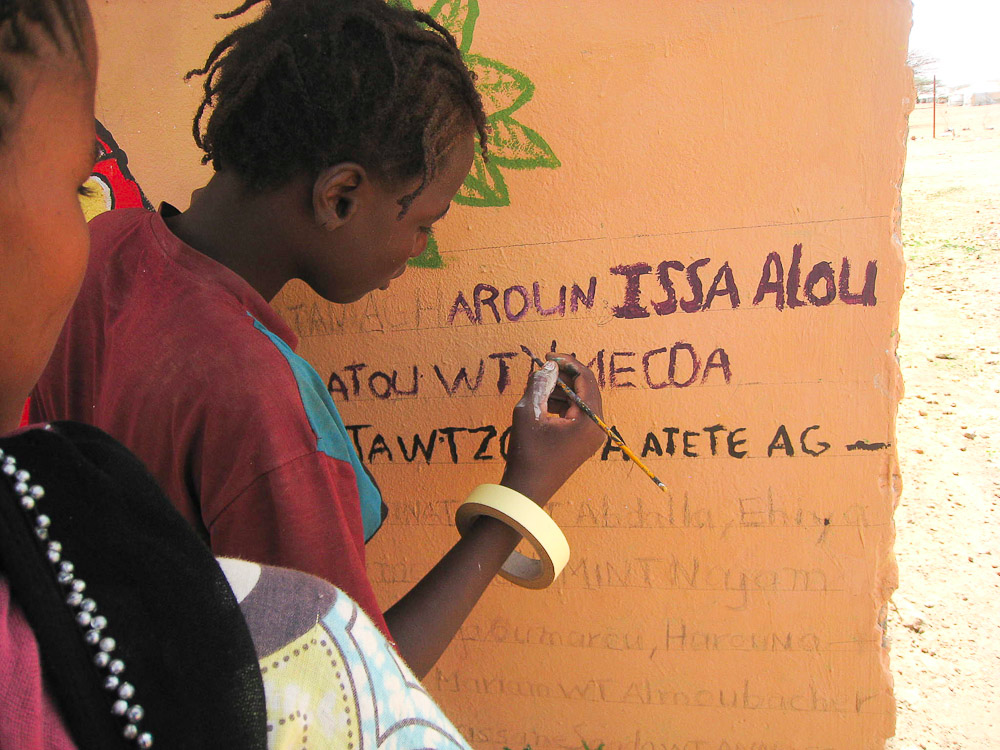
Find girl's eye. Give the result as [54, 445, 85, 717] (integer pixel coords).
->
[78, 183, 98, 198]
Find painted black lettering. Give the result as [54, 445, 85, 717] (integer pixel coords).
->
[434, 360, 486, 395]
[470, 426, 498, 460]
[397, 430, 437, 463]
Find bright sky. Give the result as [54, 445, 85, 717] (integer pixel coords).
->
[909, 0, 1000, 86]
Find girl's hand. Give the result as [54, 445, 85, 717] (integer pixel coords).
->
[501, 353, 605, 507]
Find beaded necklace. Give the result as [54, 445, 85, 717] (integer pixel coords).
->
[1, 436, 154, 748]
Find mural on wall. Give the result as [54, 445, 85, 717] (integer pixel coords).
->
[401, 0, 561, 268]
[79, 121, 153, 221]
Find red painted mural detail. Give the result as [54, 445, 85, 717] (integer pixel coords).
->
[80, 121, 152, 220]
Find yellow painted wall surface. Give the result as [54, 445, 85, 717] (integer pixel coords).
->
[91, 2, 912, 748]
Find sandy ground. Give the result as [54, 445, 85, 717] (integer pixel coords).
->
[886, 103, 1000, 750]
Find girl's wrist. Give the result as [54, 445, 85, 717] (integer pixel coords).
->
[498, 468, 555, 508]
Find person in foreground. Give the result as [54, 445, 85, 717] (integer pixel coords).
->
[0, 1, 574, 746]
[31, 0, 605, 678]
[0, 2, 265, 746]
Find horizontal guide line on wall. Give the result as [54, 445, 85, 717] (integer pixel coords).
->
[382, 521, 893, 530]
[331, 379, 876, 403]
[445, 214, 892, 255]
[379, 583, 848, 594]
[451, 642, 884, 655]
[294, 297, 885, 340]
[368, 452, 888, 466]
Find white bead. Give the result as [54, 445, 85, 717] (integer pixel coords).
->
[118, 682, 135, 700]
[123, 724, 138, 740]
[94, 651, 111, 668]
[85, 630, 101, 646]
[91, 616, 108, 631]
[104, 675, 120, 691]
[137, 732, 154, 748]
[20, 497, 35, 511]
[34, 528, 48, 540]
[112, 699, 129, 716]
[59, 561, 74, 574]
[48, 541, 61, 553]
[66, 592, 83, 607]
[14, 481, 28, 495]
[29, 485, 44, 499]
[35, 515, 50, 528]
[71, 579, 86, 593]
[57, 571, 74, 585]
[99, 637, 116, 653]
[14, 469, 29, 482]
[75, 611, 92, 627]
[108, 659, 125, 675]
[80, 598, 96, 613]
[46, 549, 60, 563]
[2, 464, 15, 476]
[126, 704, 144, 722]
[0, 448, 5, 459]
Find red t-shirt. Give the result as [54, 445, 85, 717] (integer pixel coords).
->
[31, 208, 389, 636]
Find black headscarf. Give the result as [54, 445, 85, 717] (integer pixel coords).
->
[0, 422, 266, 749]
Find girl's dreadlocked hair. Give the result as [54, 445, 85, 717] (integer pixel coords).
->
[0, 0, 90, 142]
[188, 0, 489, 214]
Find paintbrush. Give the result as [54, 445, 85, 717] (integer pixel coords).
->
[521, 347, 667, 492]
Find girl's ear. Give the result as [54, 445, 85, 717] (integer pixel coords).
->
[312, 163, 367, 230]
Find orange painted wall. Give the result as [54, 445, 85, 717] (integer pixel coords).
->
[91, 2, 912, 748]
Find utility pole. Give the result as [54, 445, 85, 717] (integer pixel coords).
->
[933, 76, 937, 139]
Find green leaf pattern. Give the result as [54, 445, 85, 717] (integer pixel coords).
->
[487, 116, 560, 170]
[428, 0, 479, 52]
[464, 54, 535, 118]
[455, 146, 510, 207]
[404, 0, 560, 266]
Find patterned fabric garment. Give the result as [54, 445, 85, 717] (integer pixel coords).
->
[219, 559, 472, 750]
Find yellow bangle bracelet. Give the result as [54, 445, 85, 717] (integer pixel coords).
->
[455, 484, 570, 589]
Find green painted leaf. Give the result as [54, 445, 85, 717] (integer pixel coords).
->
[389, 0, 560, 222]
[455, 147, 510, 207]
[486, 116, 560, 170]
[428, 0, 479, 53]
[465, 54, 535, 117]
[408, 233, 444, 268]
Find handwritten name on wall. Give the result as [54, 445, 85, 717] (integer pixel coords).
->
[281, 244, 878, 341]
[279, 244, 881, 411]
[342, 422, 876, 467]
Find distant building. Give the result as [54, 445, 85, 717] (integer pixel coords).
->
[947, 82, 1000, 106]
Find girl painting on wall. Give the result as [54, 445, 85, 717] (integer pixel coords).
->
[1, 2, 564, 745]
[30, 0, 605, 679]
